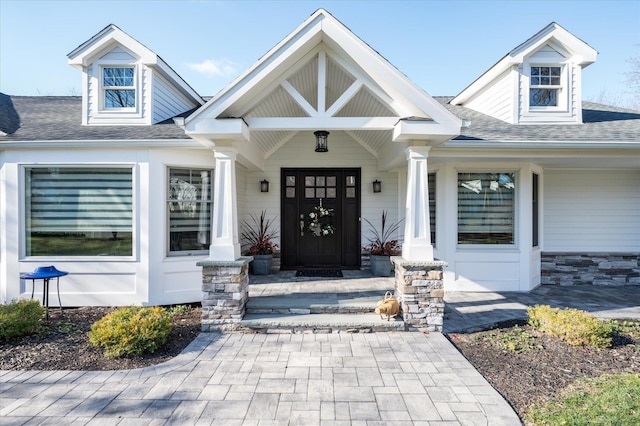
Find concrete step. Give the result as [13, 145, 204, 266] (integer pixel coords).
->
[246, 291, 387, 315]
[240, 312, 404, 333]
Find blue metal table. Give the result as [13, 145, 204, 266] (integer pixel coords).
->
[20, 266, 68, 319]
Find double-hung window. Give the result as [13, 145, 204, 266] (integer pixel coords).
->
[25, 167, 133, 256]
[458, 172, 516, 245]
[103, 67, 135, 109]
[168, 168, 213, 255]
[529, 66, 561, 107]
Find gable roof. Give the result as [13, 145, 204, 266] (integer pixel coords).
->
[0, 96, 191, 141]
[182, 9, 462, 147]
[68, 24, 203, 106]
[451, 22, 598, 105]
[1, 95, 638, 145]
[440, 97, 640, 142]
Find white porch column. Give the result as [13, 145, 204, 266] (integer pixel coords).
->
[402, 146, 434, 261]
[209, 148, 241, 261]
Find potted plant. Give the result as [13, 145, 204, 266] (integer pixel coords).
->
[363, 211, 403, 276]
[241, 210, 279, 275]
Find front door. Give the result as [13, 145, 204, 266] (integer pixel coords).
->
[281, 168, 361, 269]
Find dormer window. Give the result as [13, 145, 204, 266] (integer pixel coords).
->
[529, 66, 561, 107]
[103, 67, 135, 109]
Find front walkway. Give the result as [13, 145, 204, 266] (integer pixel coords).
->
[445, 284, 640, 333]
[0, 332, 520, 425]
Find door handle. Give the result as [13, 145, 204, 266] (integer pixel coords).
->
[299, 213, 305, 236]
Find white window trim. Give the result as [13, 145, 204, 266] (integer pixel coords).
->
[19, 163, 137, 261]
[523, 61, 571, 116]
[455, 170, 519, 250]
[166, 166, 214, 257]
[94, 59, 143, 119]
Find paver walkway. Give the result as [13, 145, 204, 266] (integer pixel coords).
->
[3, 282, 638, 425]
[1, 331, 520, 425]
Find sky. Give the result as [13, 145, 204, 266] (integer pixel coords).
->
[1, 0, 639, 107]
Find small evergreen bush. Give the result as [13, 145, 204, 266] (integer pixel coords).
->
[0, 299, 45, 341]
[88, 306, 173, 358]
[527, 304, 616, 348]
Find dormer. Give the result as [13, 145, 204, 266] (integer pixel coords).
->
[68, 24, 203, 125]
[451, 23, 598, 125]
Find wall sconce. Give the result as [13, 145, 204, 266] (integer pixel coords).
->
[260, 179, 269, 193]
[372, 180, 382, 193]
[314, 130, 329, 152]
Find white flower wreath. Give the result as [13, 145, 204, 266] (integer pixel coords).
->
[308, 204, 335, 237]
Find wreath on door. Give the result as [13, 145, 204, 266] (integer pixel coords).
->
[307, 201, 335, 237]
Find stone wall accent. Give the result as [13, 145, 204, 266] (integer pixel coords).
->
[391, 257, 447, 332]
[541, 252, 640, 286]
[197, 257, 252, 332]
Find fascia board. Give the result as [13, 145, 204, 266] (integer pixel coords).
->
[440, 140, 640, 149]
[0, 139, 199, 149]
[68, 26, 157, 69]
[185, 12, 327, 124]
[185, 118, 250, 141]
[392, 120, 459, 143]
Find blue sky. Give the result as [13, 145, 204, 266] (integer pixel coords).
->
[1, 1, 638, 106]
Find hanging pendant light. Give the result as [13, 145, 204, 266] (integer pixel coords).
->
[314, 130, 329, 152]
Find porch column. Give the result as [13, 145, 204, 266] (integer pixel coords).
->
[403, 146, 433, 261]
[209, 148, 241, 261]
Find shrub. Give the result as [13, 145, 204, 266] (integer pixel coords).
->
[88, 306, 173, 358]
[527, 304, 616, 348]
[0, 299, 45, 341]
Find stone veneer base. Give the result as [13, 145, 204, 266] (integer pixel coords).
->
[541, 252, 640, 286]
[197, 256, 252, 332]
[391, 257, 447, 332]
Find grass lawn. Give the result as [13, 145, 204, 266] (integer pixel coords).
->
[526, 373, 640, 425]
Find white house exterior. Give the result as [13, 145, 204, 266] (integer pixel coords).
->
[1, 10, 638, 307]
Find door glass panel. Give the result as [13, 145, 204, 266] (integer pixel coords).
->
[327, 188, 336, 198]
[316, 176, 325, 186]
[305, 176, 315, 187]
[327, 176, 336, 186]
[346, 187, 356, 198]
[316, 188, 325, 198]
[286, 187, 295, 198]
[346, 176, 356, 186]
[305, 188, 315, 198]
[286, 176, 295, 186]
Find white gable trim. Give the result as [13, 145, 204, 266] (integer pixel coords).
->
[184, 9, 461, 141]
[451, 22, 597, 106]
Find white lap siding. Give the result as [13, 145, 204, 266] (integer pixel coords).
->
[544, 169, 640, 252]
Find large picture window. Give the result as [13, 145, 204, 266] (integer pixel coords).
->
[168, 168, 212, 254]
[26, 167, 133, 256]
[458, 172, 515, 245]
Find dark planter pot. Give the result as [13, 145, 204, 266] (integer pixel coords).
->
[251, 254, 273, 275]
[370, 255, 393, 277]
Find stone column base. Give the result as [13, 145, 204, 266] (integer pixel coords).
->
[197, 256, 252, 332]
[391, 257, 447, 332]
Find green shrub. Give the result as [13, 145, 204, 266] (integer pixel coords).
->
[481, 325, 543, 353]
[527, 304, 616, 348]
[88, 306, 173, 358]
[0, 299, 45, 341]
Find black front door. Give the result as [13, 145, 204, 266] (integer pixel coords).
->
[281, 168, 361, 269]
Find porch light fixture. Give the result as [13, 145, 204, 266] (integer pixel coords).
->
[260, 179, 269, 193]
[314, 130, 329, 152]
[372, 180, 382, 193]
